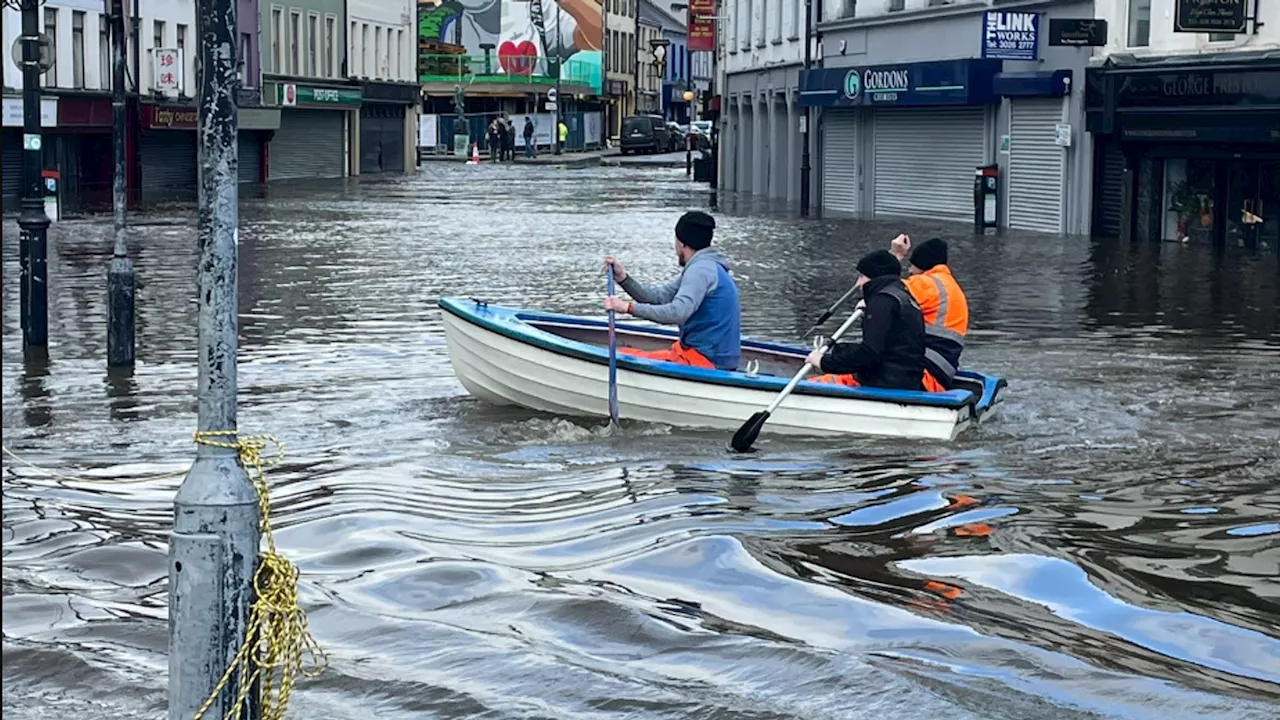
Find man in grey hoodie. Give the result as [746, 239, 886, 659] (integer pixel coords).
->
[603, 211, 741, 371]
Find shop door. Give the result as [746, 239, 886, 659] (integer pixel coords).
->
[872, 107, 987, 222]
[1225, 159, 1280, 250]
[820, 111, 859, 216]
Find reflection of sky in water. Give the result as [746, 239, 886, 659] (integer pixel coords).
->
[829, 492, 948, 527]
[901, 553, 1280, 684]
[1227, 523, 1279, 537]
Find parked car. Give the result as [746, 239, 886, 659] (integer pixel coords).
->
[620, 115, 668, 154]
[665, 122, 687, 152]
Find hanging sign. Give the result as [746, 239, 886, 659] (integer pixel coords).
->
[982, 11, 1041, 61]
[687, 0, 716, 53]
[153, 48, 182, 93]
[1174, 0, 1247, 33]
[1049, 19, 1108, 46]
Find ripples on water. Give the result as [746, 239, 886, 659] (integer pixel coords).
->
[4, 165, 1279, 719]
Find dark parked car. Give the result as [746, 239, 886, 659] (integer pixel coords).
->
[620, 115, 668, 154]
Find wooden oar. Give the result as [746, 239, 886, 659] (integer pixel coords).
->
[606, 269, 620, 428]
[803, 284, 862, 337]
[730, 308, 865, 453]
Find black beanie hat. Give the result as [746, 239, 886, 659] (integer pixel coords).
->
[909, 237, 948, 271]
[675, 211, 715, 250]
[856, 250, 903, 280]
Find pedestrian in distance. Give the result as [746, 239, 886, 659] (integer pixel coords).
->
[603, 211, 741, 371]
[523, 116, 536, 159]
[487, 118, 502, 162]
[505, 117, 517, 162]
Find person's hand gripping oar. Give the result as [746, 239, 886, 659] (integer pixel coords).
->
[605, 266, 621, 430]
[730, 306, 865, 453]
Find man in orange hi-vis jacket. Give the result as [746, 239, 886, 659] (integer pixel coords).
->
[890, 234, 969, 392]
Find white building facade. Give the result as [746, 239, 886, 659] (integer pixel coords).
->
[346, 0, 419, 174]
[1084, 0, 1279, 248]
[718, 0, 807, 204]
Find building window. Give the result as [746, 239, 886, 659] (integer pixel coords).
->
[350, 21, 358, 75]
[394, 29, 403, 80]
[154, 20, 165, 52]
[239, 32, 251, 86]
[362, 23, 371, 77]
[43, 8, 57, 87]
[375, 26, 383, 78]
[177, 24, 187, 93]
[308, 13, 319, 76]
[773, 0, 783, 43]
[271, 7, 283, 74]
[100, 14, 111, 90]
[888, 0, 905, 11]
[325, 16, 337, 78]
[1128, 0, 1151, 48]
[1163, 158, 1216, 242]
[290, 11, 301, 75]
[72, 11, 85, 89]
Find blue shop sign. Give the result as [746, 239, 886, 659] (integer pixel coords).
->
[799, 59, 1002, 108]
[982, 11, 1040, 61]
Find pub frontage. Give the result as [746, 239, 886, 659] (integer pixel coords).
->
[1086, 52, 1280, 250]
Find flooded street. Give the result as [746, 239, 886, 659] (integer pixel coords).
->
[4, 164, 1279, 719]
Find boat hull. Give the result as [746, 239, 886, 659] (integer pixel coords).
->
[439, 298, 1006, 442]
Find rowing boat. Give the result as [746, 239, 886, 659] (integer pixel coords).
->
[439, 297, 1005, 441]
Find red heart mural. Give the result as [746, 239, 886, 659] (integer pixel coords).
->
[498, 40, 539, 76]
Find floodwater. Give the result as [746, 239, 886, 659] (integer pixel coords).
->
[3, 164, 1279, 719]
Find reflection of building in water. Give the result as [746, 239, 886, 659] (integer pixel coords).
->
[1085, 0, 1280, 250]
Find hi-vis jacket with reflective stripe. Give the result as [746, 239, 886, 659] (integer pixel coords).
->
[904, 265, 968, 389]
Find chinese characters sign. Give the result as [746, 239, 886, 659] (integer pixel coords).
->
[153, 48, 182, 93]
[688, 0, 716, 53]
[982, 11, 1040, 62]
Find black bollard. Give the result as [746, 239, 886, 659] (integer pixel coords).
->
[18, 0, 49, 348]
[107, 0, 135, 367]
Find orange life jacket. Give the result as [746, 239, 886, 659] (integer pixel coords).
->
[903, 265, 968, 389]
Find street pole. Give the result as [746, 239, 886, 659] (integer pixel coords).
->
[799, 0, 812, 216]
[708, 0, 719, 192]
[168, 0, 259, 718]
[108, 0, 135, 367]
[17, 0, 49, 351]
[554, 0, 562, 155]
[633, 0, 640, 115]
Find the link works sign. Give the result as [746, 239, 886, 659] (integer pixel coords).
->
[278, 83, 363, 108]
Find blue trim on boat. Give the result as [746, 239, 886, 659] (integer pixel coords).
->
[439, 297, 1006, 411]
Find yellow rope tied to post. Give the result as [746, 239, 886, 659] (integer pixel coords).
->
[191, 431, 328, 720]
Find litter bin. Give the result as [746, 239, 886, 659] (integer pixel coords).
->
[693, 155, 712, 183]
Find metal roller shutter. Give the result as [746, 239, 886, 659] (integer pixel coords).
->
[1008, 99, 1066, 233]
[1093, 137, 1125, 237]
[140, 132, 198, 201]
[381, 109, 405, 174]
[360, 106, 408, 174]
[238, 132, 263, 184]
[3, 130, 23, 204]
[821, 111, 858, 215]
[873, 107, 987, 221]
[269, 110, 345, 181]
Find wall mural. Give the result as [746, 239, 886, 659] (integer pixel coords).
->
[419, 0, 602, 93]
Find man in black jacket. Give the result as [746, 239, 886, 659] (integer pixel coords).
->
[806, 250, 927, 391]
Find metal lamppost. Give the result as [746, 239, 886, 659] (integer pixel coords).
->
[650, 38, 669, 118]
[13, 0, 51, 351]
[799, 0, 814, 216]
[555, 0, 563, 154]
[108, 0, 135, 367]
[684, 88, 695, 175]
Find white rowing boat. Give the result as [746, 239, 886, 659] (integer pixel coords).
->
[440, 297, 1006, 441]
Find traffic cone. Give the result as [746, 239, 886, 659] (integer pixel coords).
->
[467, 142, 480, 165]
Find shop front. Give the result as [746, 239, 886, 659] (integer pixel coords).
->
[266, 81, 361, 181]
[140, 104, 199, 202]
[605, 80, 630, 143]
[358, 81, 419, 175]
[801, 59, 1001, 222]
[1087, 55, 1280, 250]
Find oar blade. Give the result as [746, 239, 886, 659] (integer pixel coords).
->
[730, 411, 770, 453]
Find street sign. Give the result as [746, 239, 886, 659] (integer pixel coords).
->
[1054, 123, 1073, 147]
[10, 34, 55, 73]
[545, 101, 558, 112]
[547, 87, 558, 102]
[153, 48, 183, 93]
[982, 11, 1040, 61]
[1175, 0, 1247, 33]
[1048, 19, 1108, 46]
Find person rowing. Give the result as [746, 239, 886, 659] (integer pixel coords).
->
[602, 211, 741, 371]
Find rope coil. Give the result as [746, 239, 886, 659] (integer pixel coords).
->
[191, 431, 327, 720]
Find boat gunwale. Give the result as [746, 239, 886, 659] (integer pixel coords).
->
[440, 297, 1001, 412]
